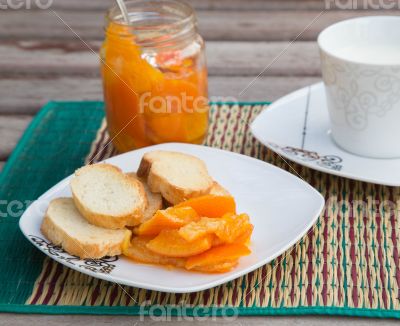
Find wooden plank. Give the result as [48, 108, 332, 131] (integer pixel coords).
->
[208, 42, 319, 76]
[189, 0, 337, 10]
[0, 10, 398, 41]
[0, 115, 32, 160]
[0, 76, 319, 115]
[20, 0, 306, 11]
[0, 41, 101, 77]
[188, 0, 392, 10]
[197, 10, 399, 41]
[45, 0, 326, 11]
[0, 41, 320, 77]
[0, 78, 102, 114]
[6, 0, 396, 11]
[0, 314, 398, 326]
[209, 76, 320, 103]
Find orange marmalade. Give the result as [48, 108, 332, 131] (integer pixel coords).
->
[100, 0, 209, 152]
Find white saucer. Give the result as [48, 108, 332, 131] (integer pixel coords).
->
[251, 82, 400, 187]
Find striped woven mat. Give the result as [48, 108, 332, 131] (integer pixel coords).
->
[1, 101, 400, 317]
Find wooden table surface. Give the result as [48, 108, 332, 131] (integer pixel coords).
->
[1, 0, 399, 324]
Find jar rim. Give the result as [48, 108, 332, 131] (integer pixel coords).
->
[106, 0, 195, 31]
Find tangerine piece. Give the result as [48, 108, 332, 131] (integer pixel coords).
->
[191, 260, 238, 273]
[121, 229, 133, 253]
[178, 217, 222, 242]
[104, 22, 164, 93]
[211, 234, 225, 247]
[176, 195, 236, 218]
[146, 230, 212, 257]
[215, 213, 252, 243]
[134, 206, 199, 236]
[144, 79, 208, 144]
[179, 214, 253, 244]
[102, 39, 162, 151]
[123, 236, 186, 268]
[185, 243, 251, 271]
[232, 223, 254, 245]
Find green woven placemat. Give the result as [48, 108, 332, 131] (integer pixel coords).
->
[1, 101, 400, 318]
[0, 102, 104, 311]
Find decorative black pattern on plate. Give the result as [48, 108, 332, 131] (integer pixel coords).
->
[29, 235, 118, 274]
[268, 143, 343, 171]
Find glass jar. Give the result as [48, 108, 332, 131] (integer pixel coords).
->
[100, 0, 209, 152]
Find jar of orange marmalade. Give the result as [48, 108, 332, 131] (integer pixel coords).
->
[101, 0, 209, 152]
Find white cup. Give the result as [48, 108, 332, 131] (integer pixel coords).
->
[318, 16, 400, 158]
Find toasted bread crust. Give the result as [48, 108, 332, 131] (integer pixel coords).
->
[137, 151, 214, 204]
[147, 172, 212, 204]
[71, 164, 148, 229]
[40, 214, 130, 259]
[126, 173, 163, 226]
[137, 156, 152, 179]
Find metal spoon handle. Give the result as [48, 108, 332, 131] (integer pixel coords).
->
[115, 0, 130, 23]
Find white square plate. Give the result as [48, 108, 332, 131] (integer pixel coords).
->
[19, 143, 324, 293]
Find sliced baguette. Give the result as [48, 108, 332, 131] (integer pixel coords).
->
[71, 163, 148, 229]
[137, 151, 214, 204]
[41, 198, 130, 259]
[126, 173, 163, 226]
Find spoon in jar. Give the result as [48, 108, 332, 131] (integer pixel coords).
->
[115, 0, 130, 24]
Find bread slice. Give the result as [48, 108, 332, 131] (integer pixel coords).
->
[41, 198, 130, 259]
[71, 164, 148, 229]
[137, 151, 214, 204]
[126, 173, 162, 226]
[209, 181, 230, 196]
